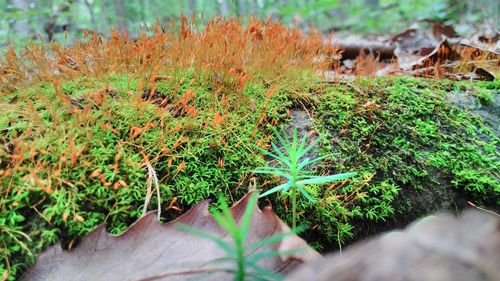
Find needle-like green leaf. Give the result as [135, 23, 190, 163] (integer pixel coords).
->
[297, 152, 337, 170]
[259, 182, 291, 198]
[239, 192, 258, 241]
[270, 142, 291, 166]
[252, 169, 290, 179]
[273, 128, 289, 150]
[253, 127, 357, 228]
[297, 172, 357, 185]
[176, 224, 236, 256]
[254, 146, 285, 164]
[296, 132, 309, 155]
[297, 185, 315, 202]
[246, 225, 304, 250]
[301, 136, 322, 156]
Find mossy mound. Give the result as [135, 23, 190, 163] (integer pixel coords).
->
[0, 19, 498, 279]
[2, 72, 498, 278]
[308, 78, 499, 247]
[0, 70, 289, 278]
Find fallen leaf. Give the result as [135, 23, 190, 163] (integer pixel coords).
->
[22, 193, 320, 281]
[392, 28, 441, 69]
[287, 211, 500, 281]
[392, 28, 438, 62]
[329, 35, 396, 60]
[431, 21, 459, 41]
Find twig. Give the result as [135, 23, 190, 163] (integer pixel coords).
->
[317, 79, 365, 96]
[338, 228, 342, 255]
[133, 267, 232, 281]
[467, 201, 499, 217]
[142, 161, 161, 220]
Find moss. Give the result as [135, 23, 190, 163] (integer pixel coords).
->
[1, 73, 498, 278]
[305, 77, 499, 247]
[0, 71, 289, 278]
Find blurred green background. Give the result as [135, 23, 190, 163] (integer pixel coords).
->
[0, 0, 497, 48]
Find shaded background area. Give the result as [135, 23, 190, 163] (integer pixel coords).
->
[0, 0, 497, 49]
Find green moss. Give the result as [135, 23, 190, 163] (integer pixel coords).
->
[304, 77, 499, 246]
[1, 73, 498, 278]
[0, 71, 289, 278]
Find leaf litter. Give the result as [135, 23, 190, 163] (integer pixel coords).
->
[21, 193, 320, 281]
[328, 22, 498, 80]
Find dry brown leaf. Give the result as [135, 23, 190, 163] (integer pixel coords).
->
[395, 37, 497, 80]
[22, 193, 320, 281]
[287, 211, 500, 281]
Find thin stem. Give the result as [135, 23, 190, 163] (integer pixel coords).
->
[468, 201, 499, 216]
[290, 142, 299, 229]
[291, 187, 297, 229]
[235, 234, 245, 281]
[133, 267, 234, 281]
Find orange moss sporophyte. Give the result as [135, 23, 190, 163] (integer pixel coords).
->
[0, 15, 344, 279]
[1, 15, 337, 93]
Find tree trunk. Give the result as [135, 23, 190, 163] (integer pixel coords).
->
[250, 0, 258, 17]
[219, 0, 231, 17]
[9, 0, 30, 39]
[101, 0, 112, 31]
[188, 0, 196, 15]
[114, 0, 128, 31]
[84, 0, 98, 30]
[232, 0, 240, 17]
[44, 0, 76, 42]
[139, 0, 146, 23]
[365, 0, 379, 8]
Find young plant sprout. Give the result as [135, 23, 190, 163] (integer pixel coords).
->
[177, 192, 300, 281]
[254, 128, 357, 228]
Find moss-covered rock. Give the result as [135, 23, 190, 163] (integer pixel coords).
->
[1, 71, 499, 279]
[306, 77, 499, 248]
[5, 34, 500, 280]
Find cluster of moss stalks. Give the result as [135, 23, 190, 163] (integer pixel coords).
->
[1, 71, 498, 279]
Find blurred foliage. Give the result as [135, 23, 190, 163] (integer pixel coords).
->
[0, 0, 497, 51]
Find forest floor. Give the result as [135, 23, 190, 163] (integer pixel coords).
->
[0, 17, 498, 280]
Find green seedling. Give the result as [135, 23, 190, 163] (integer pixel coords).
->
[177, 192, 301, 281]
[253, 128, 357, 228]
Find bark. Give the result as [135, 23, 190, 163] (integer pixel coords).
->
[9, 0, 30, 39]
[139, 0, 146, 22]
[114, 0, 128, 31]
[233, 0, 241, 17]
[84, 0, 98, 29]
[102, 0, 112, 29]
[188, 0, 196, 14]
[219, 0, 231, 17]
[44, 0, 76, 42]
